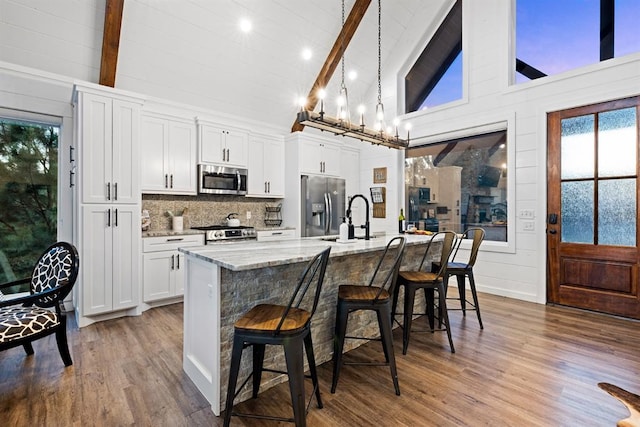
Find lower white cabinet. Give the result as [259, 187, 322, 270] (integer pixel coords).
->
[143, 234, 204, 302]
[81, 205, 140, 316]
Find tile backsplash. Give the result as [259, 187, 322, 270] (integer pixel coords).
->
[142, 194, 284, 231]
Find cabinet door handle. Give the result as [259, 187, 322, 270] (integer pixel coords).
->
[227, 148, 230, 162]
[165, 174, 168, 188]
[114, 182, 118, 201]
[69, 170, 75, 188]
[170, 174, 174, 188]
[176, 254, 180, 269]
[69, 145, 75, 162]
[107, 182, 111, 200]
[267, 182, 270, 193]
[222, 148, 226, 162]
[107, 209, 111, 227]
[264, 181, 267, 193]
[114, 209, 118, 227]
[171, 254, 175, 270]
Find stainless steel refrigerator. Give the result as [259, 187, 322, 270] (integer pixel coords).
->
[301, 175, 346, 237]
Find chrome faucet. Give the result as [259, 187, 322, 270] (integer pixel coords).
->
[346, 194, 370, 240]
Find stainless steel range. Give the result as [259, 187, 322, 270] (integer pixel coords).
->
[191, 225, 257, 243]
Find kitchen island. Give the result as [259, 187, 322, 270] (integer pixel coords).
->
[179, 233, 440, 415]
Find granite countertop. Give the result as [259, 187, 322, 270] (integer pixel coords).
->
[142, 229, 206, 238]
[179, 233, 440, 271]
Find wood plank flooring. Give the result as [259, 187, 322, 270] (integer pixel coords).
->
[1, 292, 639, 426]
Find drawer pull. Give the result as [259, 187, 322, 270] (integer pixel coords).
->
[166, 238, 185, 242]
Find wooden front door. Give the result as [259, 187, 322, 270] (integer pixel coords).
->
[547, 96, 640, 319]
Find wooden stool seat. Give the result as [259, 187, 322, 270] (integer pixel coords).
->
[235, 304, 310, 333]
[398, 271, 439, 283]
[338, 285, 390, 301]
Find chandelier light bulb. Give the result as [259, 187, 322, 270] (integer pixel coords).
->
[298, 96, 307, 111]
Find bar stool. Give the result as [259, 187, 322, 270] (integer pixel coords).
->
[439, 227, 485, 329]
[223, 247, 331, 427]
[392, 231, 457, 354]
[331, 236, 406, 396]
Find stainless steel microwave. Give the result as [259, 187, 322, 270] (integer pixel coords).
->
[198, 165, 248, 195]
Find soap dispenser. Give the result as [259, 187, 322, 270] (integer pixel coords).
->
[339, 217, 349, 241]
[347, 217, 355, 240]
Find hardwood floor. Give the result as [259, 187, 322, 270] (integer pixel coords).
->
[1, 293, 639, 426]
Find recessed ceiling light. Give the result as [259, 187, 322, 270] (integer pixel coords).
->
[239, 18, 252, 33]
[302, 48, 313, 61]
[348, 70, 358, 80]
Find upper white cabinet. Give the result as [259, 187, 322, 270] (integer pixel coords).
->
[197, 119, 248, 168]
[247, 133, 285, 197]
[76, 91, 141, 205]
[141, 112, 197, 195]
[299, 137, 340, 176]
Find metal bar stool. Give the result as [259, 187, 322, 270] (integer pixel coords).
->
[331, 236, 406, 396]
[437, 227, 485, 329]
[392, 231, 457, 354]
[223, 247, 331, 427]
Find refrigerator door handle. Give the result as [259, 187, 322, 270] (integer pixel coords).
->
[324, 192, 331, 234]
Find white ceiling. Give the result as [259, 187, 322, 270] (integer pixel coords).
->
[0, 0, 450, 132]
[115, 0, 446, 130]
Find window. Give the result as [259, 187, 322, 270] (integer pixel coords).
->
[516, 0, 640, 83]
[404, 130, 508, 242]
[0, 118, 59, 294]
[405, 0, 462, 112]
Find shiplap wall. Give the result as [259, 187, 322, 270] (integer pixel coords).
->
[1, 0, 640, 305]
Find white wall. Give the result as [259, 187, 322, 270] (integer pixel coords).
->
[401, 0, 640, 303]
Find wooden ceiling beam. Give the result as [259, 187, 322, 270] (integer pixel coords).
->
[291, 0, 372, 132]
[99, 0, 125, 87]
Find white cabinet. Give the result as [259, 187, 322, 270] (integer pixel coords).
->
[436, 166, 462, 232]
[81, 205, 140, 316]
[247, 134, 285, 197]
[77, 91, 140, 204]
[299, 138, 340, 176]
[141, 113, 197, 195]
[198, 120, 248, 168]
[142, 234, 204, 302]
[256, 229, 296, 241]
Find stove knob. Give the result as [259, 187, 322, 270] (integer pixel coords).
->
[242, 229, 249, 236]
[214, 230, 224, 238]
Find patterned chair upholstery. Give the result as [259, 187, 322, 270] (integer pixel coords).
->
[0, 242, 79, 366]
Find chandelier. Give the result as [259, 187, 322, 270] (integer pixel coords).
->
[296, 0, 410, 149]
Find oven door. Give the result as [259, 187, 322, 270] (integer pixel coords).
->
[198, 165, 247, 195]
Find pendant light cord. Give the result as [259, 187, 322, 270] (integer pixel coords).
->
[377, 0, 382, 105]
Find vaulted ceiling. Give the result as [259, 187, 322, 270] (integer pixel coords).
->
[2, 0, 451, 132]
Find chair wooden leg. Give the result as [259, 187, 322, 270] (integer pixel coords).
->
[377, 303, 400, 396]
[283, 337, 307, 427]
[403, 286, 417, 355]
[438, 283, 455, 353]
[304, 333, 323, 408]
[468, 271, 483, 329]
[331, 300, 348, 393]
[55, 322, 73, 366]
[223, 334, 245, 427]
[252, 343, 265, 398]
[23, 342, 34, 356]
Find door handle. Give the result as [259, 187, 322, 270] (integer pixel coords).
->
[107, 209, 111, 227]
[114, 182, 118, 200]
[114, 209, 118, 227]
[176, 254, 180, 269]
[107, 182, 111, 201]
[549, 213, 558, 224]
[171, 254, 175, 270]
[549, 229, 557, 234]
